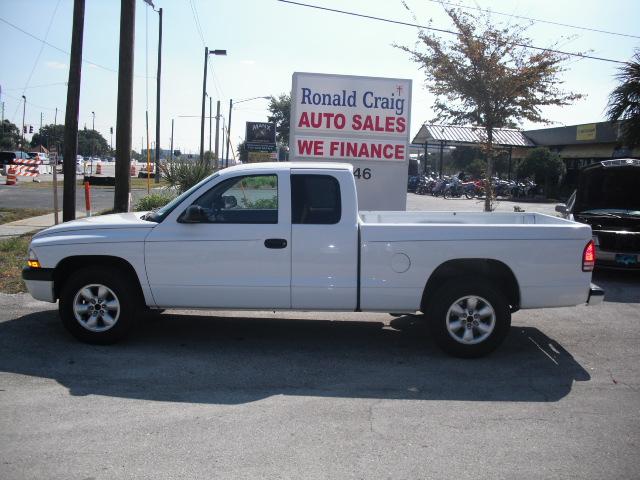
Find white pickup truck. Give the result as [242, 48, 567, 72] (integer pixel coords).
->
[23, 162, 603, 357]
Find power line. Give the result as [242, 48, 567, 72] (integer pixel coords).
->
[189, 0, 206, 47]
[5, 82, 68, 91]
[3, 91, 62, 112]
[423, 0, 640, 40]
[277, 0, 630, 65]
[0, 16, 156, 78]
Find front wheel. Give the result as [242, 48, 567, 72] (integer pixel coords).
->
[426, 280, 511, 357]
[59, 267, 138, 344]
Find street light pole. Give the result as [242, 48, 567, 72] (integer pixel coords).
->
[91, 111, 95, 130]
[225, 98, 232, 168]
[225, 96, 270, 167]
[21, 95, 26, 152]
[199, 47, 226, 165]
[154, 6, 162, 182]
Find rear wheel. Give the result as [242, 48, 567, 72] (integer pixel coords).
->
[59, 267, 138, 344]
[426, 280, 511, 357]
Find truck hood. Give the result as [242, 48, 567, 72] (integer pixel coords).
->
[34, 212, 156, 238]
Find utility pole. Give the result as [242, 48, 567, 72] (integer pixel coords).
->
[53, 107, 59, 225]
[91, 111, 94, 130]
[40, 112, 43, 131]
[225, 99, 232, 168]
[21, 95, 26, 152]
[214, 100, 220, 169]
[170, 118, 174, 162]
[209, 96, 212, 155]
[154, 7, 162, 183]
[62, 0, 85, 221]
[114, 0, 135, 213]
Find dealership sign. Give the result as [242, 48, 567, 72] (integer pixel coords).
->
[245, 122, 277, 162]
[290, 72, 412, 210]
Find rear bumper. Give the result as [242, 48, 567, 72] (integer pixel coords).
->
[587, 283, 604, 306]
[22, 267, 56, 303]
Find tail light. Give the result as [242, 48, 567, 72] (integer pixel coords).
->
[582, 240, 595, 272]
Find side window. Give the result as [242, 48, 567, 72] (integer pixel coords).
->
[291, 174, 341, 225]
[187, 174, 278, 224]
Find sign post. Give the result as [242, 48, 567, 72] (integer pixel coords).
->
[290, 72, 412, 210]
[245, 121, 277, 163]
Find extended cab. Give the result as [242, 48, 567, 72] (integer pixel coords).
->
[23, 162, 603, 357]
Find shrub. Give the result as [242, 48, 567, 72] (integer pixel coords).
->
[517, 147, 566, 196]
[135, 192, 175, 211]
[161, 159, 214, 194]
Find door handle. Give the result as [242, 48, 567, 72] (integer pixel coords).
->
[264, 238, 287, 249]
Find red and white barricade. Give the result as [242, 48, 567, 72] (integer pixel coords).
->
[14, 158, 42, 180]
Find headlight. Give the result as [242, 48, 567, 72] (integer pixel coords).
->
[27, 249, 40, 269]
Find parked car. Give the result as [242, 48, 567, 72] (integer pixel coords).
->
[0, 151, 31, 167]
[28, 152, 50, 164]
[22, 162, 603, 357]
[0, 151, 17, 167]
[556, 158, 640, 269]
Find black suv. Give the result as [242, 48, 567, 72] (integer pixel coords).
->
[558, 159, 640, 269]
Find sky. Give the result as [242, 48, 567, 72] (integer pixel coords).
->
[0, 0, 638, 157]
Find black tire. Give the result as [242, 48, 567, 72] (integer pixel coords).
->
[443, 189, 450, 199]
[425, 280, 511, 358]
[464, 189, 475, 199]
[59, 266, 138, 344]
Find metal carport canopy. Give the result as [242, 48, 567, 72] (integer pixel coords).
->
[411, 124, 535, 148]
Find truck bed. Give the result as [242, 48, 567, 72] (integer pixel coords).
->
[357, 210, 593, 312]
[359, 210, 573, 226]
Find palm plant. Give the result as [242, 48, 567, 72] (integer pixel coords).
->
[607, 50, 640, 147]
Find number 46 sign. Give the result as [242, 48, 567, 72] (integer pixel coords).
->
[290, 72, 412, 211]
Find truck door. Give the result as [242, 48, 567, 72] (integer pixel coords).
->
[290, 169, 358, 310]
[144, 171, 291, 309]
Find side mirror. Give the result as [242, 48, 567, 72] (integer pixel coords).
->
[223, 195, 237, 209]
[180, 205, 207, 223]
[555, 204, 567, 214]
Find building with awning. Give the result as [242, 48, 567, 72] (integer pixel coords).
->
[523, 121, 640, 185]
[410, 121, 639, 185]
[410, 124, 534, 177]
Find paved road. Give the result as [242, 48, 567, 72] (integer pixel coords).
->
[1, 179, 560, 216]
[1, 267, 639, 479]
[0, 182, 153, 213]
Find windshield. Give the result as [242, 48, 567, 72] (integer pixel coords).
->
[145, 173, 219, 222]
[576, 167, 640, 215]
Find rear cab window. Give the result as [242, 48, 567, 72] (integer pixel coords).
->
[291, 174, 341, 224]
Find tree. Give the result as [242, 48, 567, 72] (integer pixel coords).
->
[517, 147, 565, 196]
[0, 120, 22, 150]
[467, 158, 487, 179]
[77, 128, 109, 156]
[397, 6, 581, 210]
[237, 140, 249, 163]
[267, 94, 291, 146]
[606, 49, 640, 148]
[31, 124, 65, 151]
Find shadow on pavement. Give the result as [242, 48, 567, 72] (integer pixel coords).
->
[592, 268, 640, 303]
[0, 310, 590, 404]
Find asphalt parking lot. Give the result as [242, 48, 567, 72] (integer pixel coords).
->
[1, 193, 639, 479]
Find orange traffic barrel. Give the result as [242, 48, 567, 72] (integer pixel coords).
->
[95, 162, 102, 175]
[130, 164, 136, 176]
[5, 166, 17, 185]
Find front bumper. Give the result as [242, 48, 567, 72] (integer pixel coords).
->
[22, 267, 56, 303]
[587, 283, 604, 306]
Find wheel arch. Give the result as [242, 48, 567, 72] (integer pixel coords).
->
[421, 258, 520, 313]
[53, 255, 145, 304]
